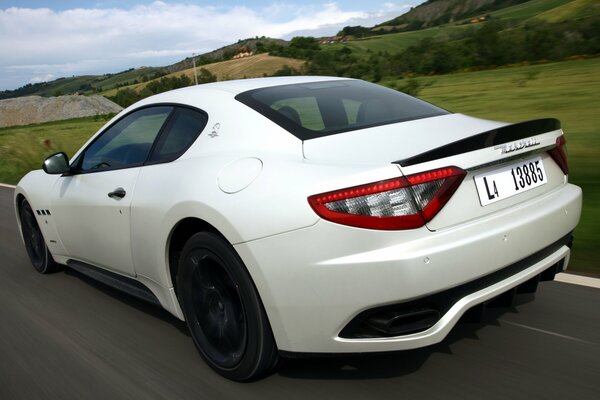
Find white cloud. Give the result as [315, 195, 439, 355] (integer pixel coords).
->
[0, 1, 416, 90]
[29, 73, 56, 84]
[259, 3, 368, 37]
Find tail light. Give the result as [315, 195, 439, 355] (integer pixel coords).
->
[308, 166, 466, 230]
[548, 135, 568, 175]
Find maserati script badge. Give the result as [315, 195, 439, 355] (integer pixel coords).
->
[495, 137, 540, 154]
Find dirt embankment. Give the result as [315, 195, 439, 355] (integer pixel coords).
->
[0, 95, 123, 128]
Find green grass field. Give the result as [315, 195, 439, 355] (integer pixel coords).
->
[536, 0, 600, 22]
[1, 57, 598, 274]
[490, 0, 573, 21]
[0, 117, 107, 184]
[322, 24, 472, 56]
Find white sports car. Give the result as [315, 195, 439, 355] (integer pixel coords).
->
[15, 76, 582, 381]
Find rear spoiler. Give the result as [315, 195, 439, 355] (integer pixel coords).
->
[396, 118, 561, 167]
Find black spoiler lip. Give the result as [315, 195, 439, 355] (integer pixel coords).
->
[395, 118, 561, 167]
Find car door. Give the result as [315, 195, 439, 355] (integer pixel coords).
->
[51, 106, 173, 276]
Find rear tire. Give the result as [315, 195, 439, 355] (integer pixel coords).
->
[177, 232, 278, 381]
[19, 199, 60, 274]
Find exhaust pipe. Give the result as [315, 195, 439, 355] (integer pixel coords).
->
[366, 307, 440, 336]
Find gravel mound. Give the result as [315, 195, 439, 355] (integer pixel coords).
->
[0, 95, 123, 128]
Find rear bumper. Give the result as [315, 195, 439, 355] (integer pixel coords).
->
[235, 183, 582, 353]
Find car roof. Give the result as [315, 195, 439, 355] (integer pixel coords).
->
[189, 76, 352, 94]
[137, 76, 353, 106]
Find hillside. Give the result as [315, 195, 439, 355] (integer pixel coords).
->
[163, 53, 304, 83]
[0, 67, 165, 100]
[489, 0, 595, 21]
[534, 0, 600, 21]
[0, 37, 289, 101]
[376, 0, 530, 30]
[165, 38, 288, 74]
[322, 0, 599, 62]
[103, 53, 305, 97]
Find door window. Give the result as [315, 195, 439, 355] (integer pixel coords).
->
[79, 106, 172, 172]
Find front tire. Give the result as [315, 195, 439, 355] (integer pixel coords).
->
[19, 199, 60, 274]
[177, 232, 278, 381]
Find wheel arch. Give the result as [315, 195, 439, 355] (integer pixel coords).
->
[164, 216, 279, 351]
[14, 191, 28, 240]
[15, 192, 26, 214]
[166, 216, 226, 293]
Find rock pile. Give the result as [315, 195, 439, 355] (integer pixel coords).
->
[0, 95, 123, 128]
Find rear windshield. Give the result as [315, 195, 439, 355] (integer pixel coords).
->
[235, 79, 449, 140]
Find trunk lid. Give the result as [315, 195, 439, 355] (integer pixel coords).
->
[303, 114, 566, 231]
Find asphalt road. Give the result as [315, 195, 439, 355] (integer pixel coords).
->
[1, 186, 599, 400]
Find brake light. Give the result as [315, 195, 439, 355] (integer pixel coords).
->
[548, 135, 568, 175]
[308, 166, 466, 230]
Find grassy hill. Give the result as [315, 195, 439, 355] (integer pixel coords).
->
[375, 0, 525, 29]
[323, 25, 470, 55]
[535, 0, 600, 22]
[0, 67, 165, 100]
[323, 0, 595, 57]
[103, 53, 305, 97]
[487, 0, 573, 20]
[0, 37, 290, 100]
[165, 38, 288, 74]
[89, 67, 165, 92]
[182, 53, 304, 81]
[488, 0, 600, 21]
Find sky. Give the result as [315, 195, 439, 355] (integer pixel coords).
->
[0, 1, 422, 91]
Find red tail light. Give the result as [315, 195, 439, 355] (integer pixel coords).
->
[548, 135, 568, 175]
[308, 166, 466, 230]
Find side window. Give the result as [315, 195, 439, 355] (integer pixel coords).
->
[79, 106, 172, 172]
[148, 107, 208, 164]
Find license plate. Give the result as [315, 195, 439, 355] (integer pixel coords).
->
[474, 156, 547, 206]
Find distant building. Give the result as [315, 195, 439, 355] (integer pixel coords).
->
[233, 51, 254, 59]
[470, 16, 487, 24]
[318, 36, 347, 44]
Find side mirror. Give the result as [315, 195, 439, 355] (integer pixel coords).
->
[43, 152, 70, 175]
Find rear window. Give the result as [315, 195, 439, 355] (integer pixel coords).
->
[235, 80, 449, 140]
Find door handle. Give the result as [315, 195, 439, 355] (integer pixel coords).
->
[108, 187, 126, 199]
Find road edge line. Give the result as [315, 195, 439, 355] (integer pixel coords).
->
[0, 183, 16, 189]
[556, 272, 600, 289]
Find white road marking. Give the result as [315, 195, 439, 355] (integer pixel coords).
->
[500, 320, 595, 345]
[555, 272, 600, 289]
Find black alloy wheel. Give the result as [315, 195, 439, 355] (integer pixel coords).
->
[19, 199, 60, 274]
[177, 232, 278, 381]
